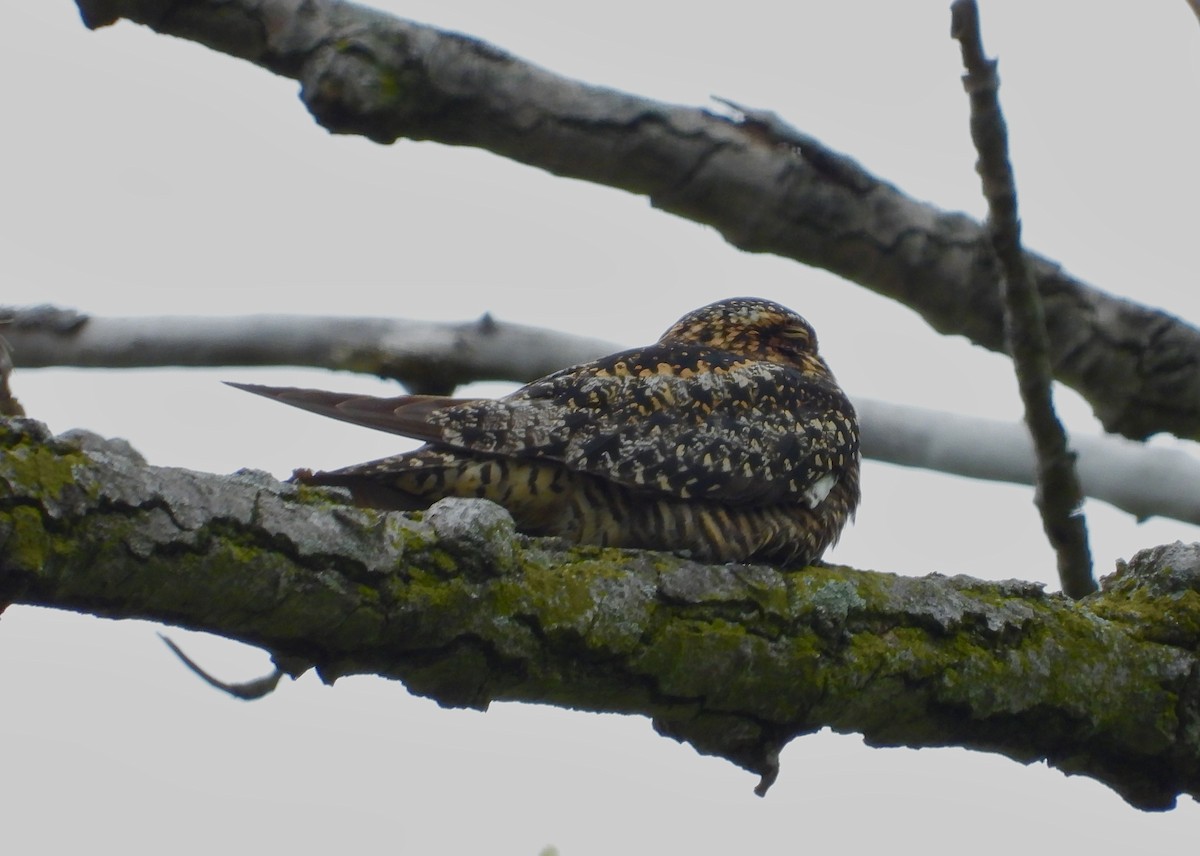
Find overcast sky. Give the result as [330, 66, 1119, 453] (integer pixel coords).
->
[4, 2, 1200, 853]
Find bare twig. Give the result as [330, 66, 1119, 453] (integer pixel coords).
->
[951, 0, 1095, 598]
[158, 634, 287, 700]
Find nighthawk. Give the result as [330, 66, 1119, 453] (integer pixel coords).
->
[231, 297, 860, 566]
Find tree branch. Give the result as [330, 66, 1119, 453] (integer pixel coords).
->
[1, 416, 1198, 809]
[859, 399, 1200, 528]
[6, 306, 1200, 529]
[0, 305, 616, 395]
[69, 0, 1200, 443]
[951, 0, 1094, 598]
[0, 334, 24, 418]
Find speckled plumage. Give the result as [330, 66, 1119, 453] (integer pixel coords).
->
[231, 297, 860, 565]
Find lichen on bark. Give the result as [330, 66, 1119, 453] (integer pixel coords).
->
[1, 416, 1199, 809]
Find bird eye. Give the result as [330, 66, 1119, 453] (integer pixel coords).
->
[780, 327, 811, 345]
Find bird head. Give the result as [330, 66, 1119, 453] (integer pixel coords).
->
[659, 297, 827, 373]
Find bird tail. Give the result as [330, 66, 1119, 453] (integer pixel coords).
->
[226, 381, 473, 443]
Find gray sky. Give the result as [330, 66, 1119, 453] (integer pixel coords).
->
[3, 1, 1199, 852]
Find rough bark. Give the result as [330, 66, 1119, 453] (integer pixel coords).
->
[2, 415, 1198, 810]
[69, 0, 1200, 443]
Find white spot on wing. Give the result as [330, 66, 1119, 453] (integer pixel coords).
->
[803, 473, 837, 508]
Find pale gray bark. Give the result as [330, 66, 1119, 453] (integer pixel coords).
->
[859, 400, 1200, 527]
[1, 307, 614, 395]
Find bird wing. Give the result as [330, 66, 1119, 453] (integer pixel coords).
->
[228, 341, 857, 507]
[425, 342, 858, 506]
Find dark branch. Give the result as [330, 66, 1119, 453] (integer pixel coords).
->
[69, 0, 1200, 442]
[951, 1, 1095, 599]
[2, 416, 1199, 809]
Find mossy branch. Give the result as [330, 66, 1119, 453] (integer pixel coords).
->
[1, 416, 1198, 809]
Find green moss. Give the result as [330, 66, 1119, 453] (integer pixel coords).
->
[1090, 587, 1200, 647]
[632, 617, 821, 722]
[288, 482, 342, 507]
[495, 555, 655, 658]
[389, 569, 501, 652]
[375, 67, 403, 104]
[356, 583, 382, 604]
[790, 574, 867, 634]
[426, 548, 458, 576]
[4, 505, 54, 569]
[396, 519, 435, 556]
[133, 533, 390, 652]
[0, 432, 117, 575]
[1, 434, 94, 503]
[399, 640, 493, 710]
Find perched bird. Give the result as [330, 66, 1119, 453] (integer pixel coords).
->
[230, 297, 860, 566]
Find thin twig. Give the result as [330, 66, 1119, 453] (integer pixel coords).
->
[950, 0, 1096, 598]
[0, 332, 25, 418]
[158, 633, 286, 700]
